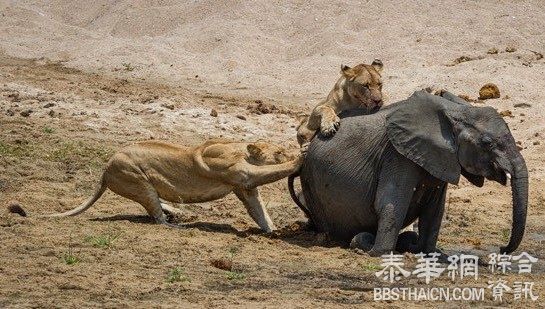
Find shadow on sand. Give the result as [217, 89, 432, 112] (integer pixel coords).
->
[90, 214, 341, 249]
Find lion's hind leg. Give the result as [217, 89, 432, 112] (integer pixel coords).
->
[132, 190, 184, 228]
[105, 170, 171, 225]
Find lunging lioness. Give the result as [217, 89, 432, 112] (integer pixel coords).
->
[297, 60, 384, 148]
[14, 140, 301, 232]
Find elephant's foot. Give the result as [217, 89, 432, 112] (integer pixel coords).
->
[430, 248, 450, 264]
[395, 231, 419, 253]
[350, 232, 375, 251]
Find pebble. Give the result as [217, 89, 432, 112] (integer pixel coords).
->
[20, 109, 33, 117]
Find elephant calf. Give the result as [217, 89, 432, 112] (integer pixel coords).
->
[291, 90, 528, 256]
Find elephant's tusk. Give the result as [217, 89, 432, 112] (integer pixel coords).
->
[506, 172, 512, 180]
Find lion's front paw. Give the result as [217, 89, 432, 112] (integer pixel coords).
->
[320, 117, 340, 137]
[423, 85, 446, 96]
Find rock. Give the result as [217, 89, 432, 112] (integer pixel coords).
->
[530, 50, 543, 60]
[210, 258, 232, 271]
[499, 110, 513, 118]
[48, 110, 56, 117]
[453, 55, 472, 64]
[533, 141, 540, 146]
[487, 48, 499, 54]
[6, 91, 20, 102]
[23, 99, 39, 105]
[247, 100, 279, 115]
[20, 109, 33, 117]
[7, 201, 26, 217]
[514, 102, 532, 108]
[236, 115, 247, 120]
[6, 109, 15, 116]
[43, 102, 55, 108]
[210, 109, 218, 117]
[505, 46, 517, 53]
[160, 102, 175, 110]
[478, 83, 500, 100]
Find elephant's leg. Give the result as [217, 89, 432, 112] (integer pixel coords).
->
[368, 152, 421, 256]
[396, 231, 419, 253]
[370, 200, 413, 256]
[350, 232, 375, 251]
[415, 184, 448, 253]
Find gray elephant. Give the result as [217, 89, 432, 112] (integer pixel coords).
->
[289, 90, 528, 256]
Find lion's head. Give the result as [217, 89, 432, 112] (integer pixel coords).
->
[247, 142, 296, 165]
[340, 59, 384, 111]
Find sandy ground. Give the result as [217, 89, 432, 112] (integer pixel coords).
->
[1, 0, 545, 307]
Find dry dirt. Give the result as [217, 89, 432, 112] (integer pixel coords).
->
[1, 1, 545, 308]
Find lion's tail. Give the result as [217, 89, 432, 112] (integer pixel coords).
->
[9, 175, 107, 218]
[47, 176, 107, 217]
[288, 171, 312, 219]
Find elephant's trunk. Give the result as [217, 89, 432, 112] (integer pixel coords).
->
[500, 154, 528, 253]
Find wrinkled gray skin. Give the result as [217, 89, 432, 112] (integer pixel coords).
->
[296, 90, 528, 256]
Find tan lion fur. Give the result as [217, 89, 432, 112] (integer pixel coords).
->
[297, 60, 384, 148]
[20, 139, 302, 232]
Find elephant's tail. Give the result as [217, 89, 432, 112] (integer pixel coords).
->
[288, 171, 312, 219]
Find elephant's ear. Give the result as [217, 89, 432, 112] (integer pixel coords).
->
[461, 168, 485, 187]
[386, 91, 461, 184]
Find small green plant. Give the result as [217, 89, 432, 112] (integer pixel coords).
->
[228, 246, 239, 258]
[63, 253, 80, 265]
[166, 267, 190, 283]
[0, 141, 33, 158]
[85, 232, 121, 248]
[361, 262, 382, 272]
[121, 62, 135, 71]
[43, 127, 55, 134]
[63, 235, 80, 265]
[49, 140, 113, 171]
[226, 270, 245, 281]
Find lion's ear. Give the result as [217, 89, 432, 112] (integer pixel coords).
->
[371, 59, 383, 73]
[247, 143, 263, 159]
[340, 64, 353, 77]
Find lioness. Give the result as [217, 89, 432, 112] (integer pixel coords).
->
[14, 140, 301, 232]
[297, 60, 384, 148]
